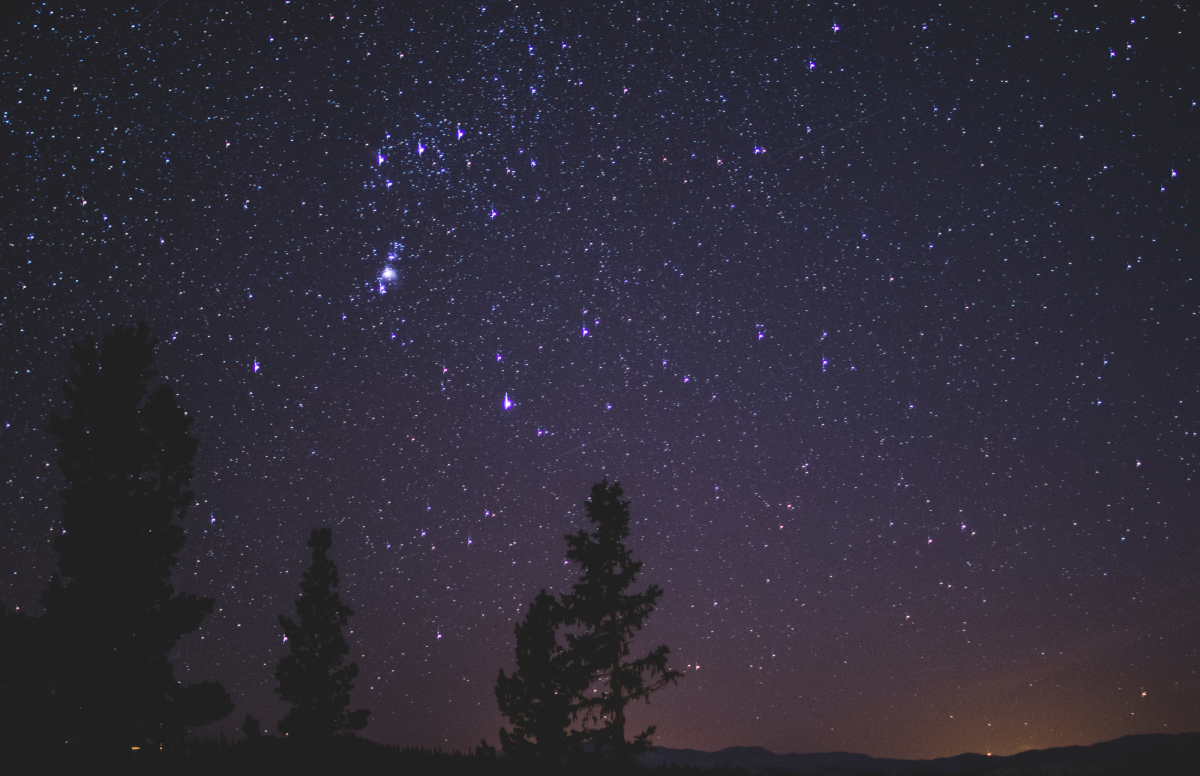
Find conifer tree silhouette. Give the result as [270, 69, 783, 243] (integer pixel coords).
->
[38, 323, 231, 750]
[495, 590, 587, 766]
[275, 527, 369, 740]
[561, 479, 681, 766]
[242, 714, 262, 741]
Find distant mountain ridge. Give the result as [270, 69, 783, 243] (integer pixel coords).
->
[640, 732, 1200, 775]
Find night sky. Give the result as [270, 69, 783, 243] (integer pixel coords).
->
[3, 0, 1199, 761]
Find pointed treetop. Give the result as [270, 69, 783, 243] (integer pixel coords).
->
[275, 526, 369, 741]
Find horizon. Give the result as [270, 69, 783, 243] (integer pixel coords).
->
[3, 0, 1198, 761]
[175, 729, 1200, 761]
[648, 730, 1196, 759]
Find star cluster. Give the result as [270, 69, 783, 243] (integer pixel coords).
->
[2, 0, 1198, 760]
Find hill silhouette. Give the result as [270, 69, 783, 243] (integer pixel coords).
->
[639, 732, 1200, 775]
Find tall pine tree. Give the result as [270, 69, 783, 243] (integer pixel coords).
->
[40, 323, 231, 751]
[495, 590, 587, 766]
[275, 527, 369, 741]
[562, 480, 681, 766]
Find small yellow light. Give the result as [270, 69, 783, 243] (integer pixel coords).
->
[131, 746, 141, 751]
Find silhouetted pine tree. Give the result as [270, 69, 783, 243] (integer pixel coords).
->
[275, 527, 369, 741]
[495, 590, 587, 766]
[38, 323, 231, 751]
[242, 713, 262, 741]
[562, 479, 681, 766]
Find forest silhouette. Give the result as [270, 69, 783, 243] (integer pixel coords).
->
[4, 328, 1200, 776]
[0, 324, 691, 774]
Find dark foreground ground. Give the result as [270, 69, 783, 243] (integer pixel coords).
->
[8, 732, 1200, 775]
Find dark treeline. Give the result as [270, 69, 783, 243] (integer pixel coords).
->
[0, 324, 683, 773]
[25, 737, 755, 776]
